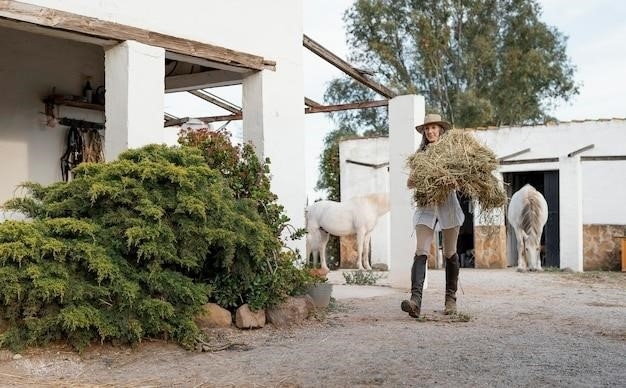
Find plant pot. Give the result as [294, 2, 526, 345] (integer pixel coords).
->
[306, 283, 333, 308]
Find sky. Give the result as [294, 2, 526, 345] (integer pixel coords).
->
[165, 0, 626, 201]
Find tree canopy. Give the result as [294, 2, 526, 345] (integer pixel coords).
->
[327, 0, 578, 129]
[317, 0, 578, 197]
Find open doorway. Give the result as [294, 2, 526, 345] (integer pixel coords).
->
[503, 171, 560, 268]
[458, 194, 475, 267]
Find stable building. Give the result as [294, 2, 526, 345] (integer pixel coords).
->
[340, 117, 626, 278]
[474, 118, 626, 272]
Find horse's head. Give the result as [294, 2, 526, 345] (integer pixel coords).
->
[522, 232, 542, 270]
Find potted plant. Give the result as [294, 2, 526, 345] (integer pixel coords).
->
[306, 267, 333, 308]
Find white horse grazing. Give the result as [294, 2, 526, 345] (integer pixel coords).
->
[507, 184, 548, 272]
[305, 193, 390, 271]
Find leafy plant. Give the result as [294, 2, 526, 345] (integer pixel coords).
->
[0, 139, 314, 352]
[342, 270, 384, 286]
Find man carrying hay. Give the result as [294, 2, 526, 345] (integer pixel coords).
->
[401, 113, 505, 318]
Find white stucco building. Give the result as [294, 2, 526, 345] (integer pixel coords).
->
[341, 117, 626, 286]
[0, 0, 306, 252]
[474, 119, 626, 272]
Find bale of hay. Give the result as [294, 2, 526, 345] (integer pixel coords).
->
[407, 129, 506, 210]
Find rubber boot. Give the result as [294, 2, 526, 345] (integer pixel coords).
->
[444, 253, 459, 315]
[401, 254, 427, 318]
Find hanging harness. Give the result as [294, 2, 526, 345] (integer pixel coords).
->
[60, 124, 83, 182]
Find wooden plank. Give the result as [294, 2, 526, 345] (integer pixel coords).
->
[188, 90, 241, 114]
[196, 99, 390, 122]
[567, 144, 595, 157]
[165, 51, 253, 74]
[305, 100, 388, 114]
[164, 117, 190, 127]
[196, 113, 242, 123]
[303, 34, 396, 99]
[164, 112, 179, 120]
[498, 148, 531, 161]
[499, 158, 559, 165]
[165, 70, 243, 92]
[1, 0, 273, 71]
[581, 155, 626, 161]
[305, 97, 322, 107]
[44, 95, 105, 111]
[0, 17, 118, 46]
[346, 159, 389, 169]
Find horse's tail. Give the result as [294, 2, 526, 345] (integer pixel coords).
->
[521, 189, 543, 240]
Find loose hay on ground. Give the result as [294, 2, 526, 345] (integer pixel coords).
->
[407, 129, 506, 210]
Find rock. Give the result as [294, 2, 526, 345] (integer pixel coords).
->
[13, 354, 22, 360]
[235, 304, 265, 329]
[195, 303, 232, 329]
[266, 295, 315, 328]
[371, 263, 389, 271]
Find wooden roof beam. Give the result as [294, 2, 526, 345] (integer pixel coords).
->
[165, 70, 243, 93]
[498, 148, 531, 161]
[195, 99, 388, 123]
[188, 90, 241, 114]
[305, 97, 322, 107]
[1, 0, 275, 71]
[196, 113, 242, 123]
[305, 99, 388, 114]
[303, 34, 396, 99]
[164, 112, 179, 121]
[164, 117, 190, 127]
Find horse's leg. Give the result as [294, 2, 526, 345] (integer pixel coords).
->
[307, 230, 318, 267]
[319, 231, 330, 271]
[535, 245, 544, 271]
[362, 232, 373, 270]
[355, 229, 365, 270]
[305, 233, 313, 267]
[514, 228, 527, 272]
[531, 241, 543, 271]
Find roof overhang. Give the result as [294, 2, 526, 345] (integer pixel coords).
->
[0, 0, 276, 72]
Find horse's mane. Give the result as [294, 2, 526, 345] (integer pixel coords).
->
[521, 189, 543, 240]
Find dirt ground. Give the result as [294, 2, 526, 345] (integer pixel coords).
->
[1, 268, 625, 387]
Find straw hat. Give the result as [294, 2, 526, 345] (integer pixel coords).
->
[415, 113, 451, 134]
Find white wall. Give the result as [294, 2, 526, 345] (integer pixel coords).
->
[388, 95, 424, 289]
[9, 1, 307, 254]
[0, 26, 104, 208]
[104, 41, 165, 161]
[472, 120, 626, 225]
[339, 137, 390, 266]
[23, 1, 299, 74]
[581, 161, 626, 224]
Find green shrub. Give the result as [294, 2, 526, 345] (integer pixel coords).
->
[0, 141, 312, 351]
[342, 270, 384, 286]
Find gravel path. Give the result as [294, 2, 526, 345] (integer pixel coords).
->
[1, 269, 624, 387]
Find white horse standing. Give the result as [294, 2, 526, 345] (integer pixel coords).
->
[507, 184, 548, 272]
[305, 193, 390, 271]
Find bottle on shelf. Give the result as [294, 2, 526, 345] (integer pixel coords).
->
[83, 77, 93, 103]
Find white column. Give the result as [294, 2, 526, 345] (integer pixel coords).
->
[389, 95, 425, 289]
[559, 155, 583, 271]
[104, 40, 165, 161]
[242, 70, 306, 255]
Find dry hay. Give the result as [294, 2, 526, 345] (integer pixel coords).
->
[407, 129, 506, 210]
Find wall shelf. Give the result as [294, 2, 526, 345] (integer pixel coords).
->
[44, 94, 105, 111]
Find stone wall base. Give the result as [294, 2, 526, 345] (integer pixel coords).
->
[474, 225, 507, 268]
[583, 224, 625, 271]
